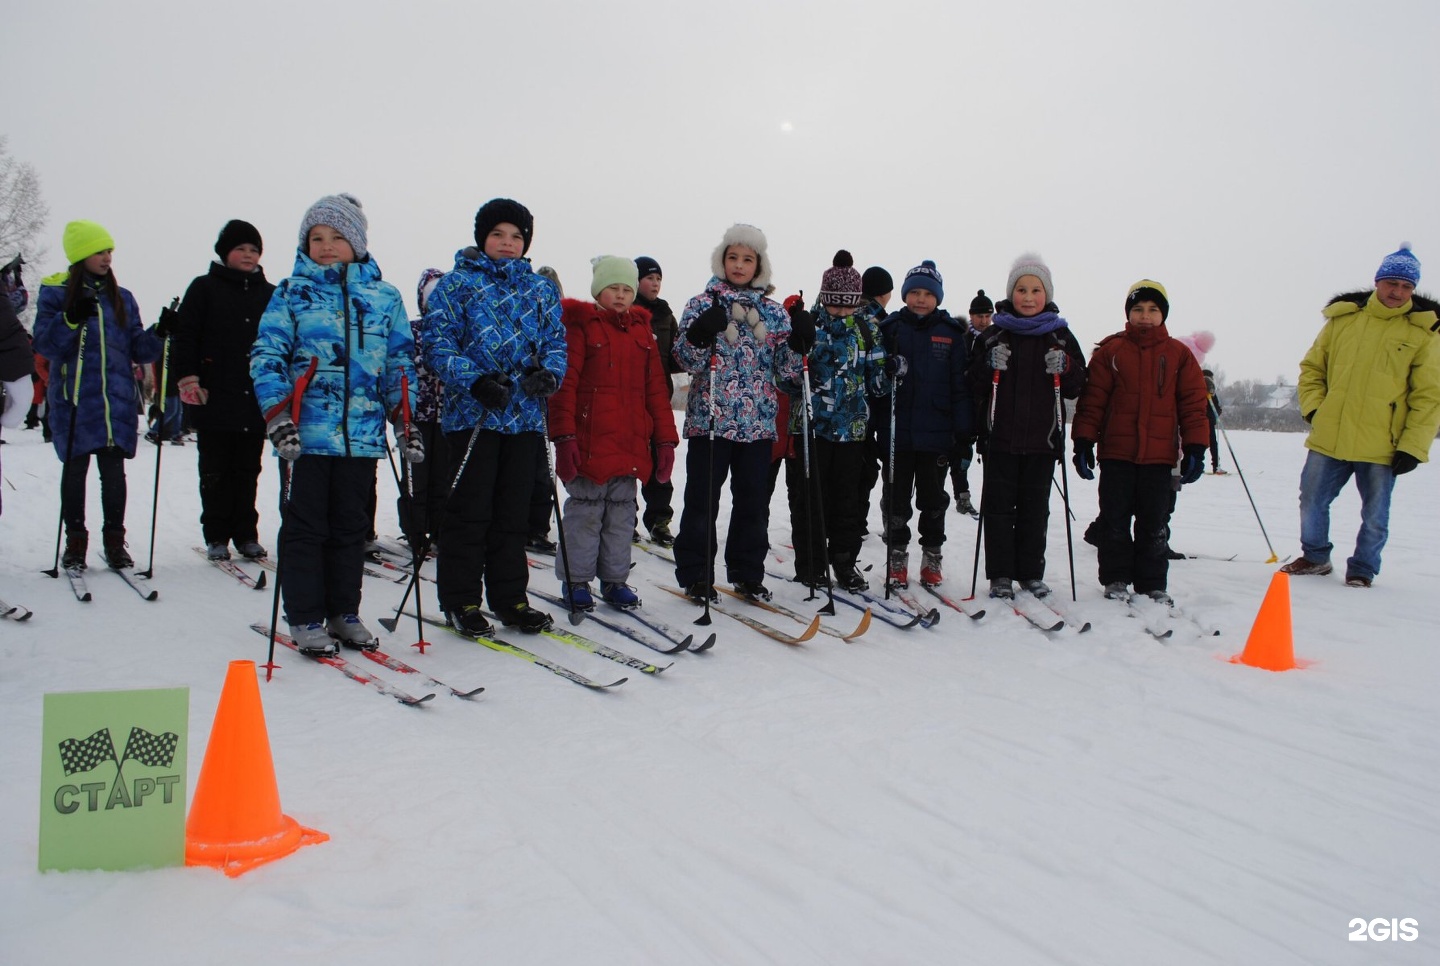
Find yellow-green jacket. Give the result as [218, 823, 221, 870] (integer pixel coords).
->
[1298, 291, 1440, 464]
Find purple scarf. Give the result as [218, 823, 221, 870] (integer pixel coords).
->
[993, 308, 1070, 337]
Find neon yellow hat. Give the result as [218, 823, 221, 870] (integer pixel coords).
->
[62, 220, 116, 265]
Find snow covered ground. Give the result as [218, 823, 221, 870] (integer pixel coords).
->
[0, 425, 1435, 965]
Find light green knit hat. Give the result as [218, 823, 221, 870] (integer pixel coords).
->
[590, 255, 638, 298]
[63, 220, 116, 265]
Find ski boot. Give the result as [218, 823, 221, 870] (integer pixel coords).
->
[234, 539, 268, 560]
[956, 491, 977, 516]
[206, 542, 231, 561]
[887, 548, 909, 589]
[601, 582, 640, 608]
[648, 520, 675, 549]
[494, 601, 553, 633]
[62, 529, 88, 570]
[684, 581, 718, 604]
[1019, 578, 1051, 599]
[102, 528, 133, 569]
[732, 580, 773, 603]
[290, 622, 338, 656]
[919, 548, 943, 587]
[563, 582, 595, 610]
[988, 577, 1015, 600]
[326, 614, 379, 651]
[447, 605, 494, 638]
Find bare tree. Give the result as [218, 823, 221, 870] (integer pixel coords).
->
[0, 135, 50, 324]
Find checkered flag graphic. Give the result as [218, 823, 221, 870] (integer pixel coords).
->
[58, 728, 119, 776]
[120, 726, 179, 769]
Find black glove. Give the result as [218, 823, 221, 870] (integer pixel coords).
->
[1303, 410, 1316, 424]
[68, 294, 99, 326]
[1073, 440, 1096, 481]
[470, 373, 514, 409]
[884, 354, 908, 379]
[1392, 451, 1419, 475]
[1179, 443, 1207, 484]
[153, 306, 180, 340]
[685, 301, 729, 347]
[520, 366, 559, 399]
[787, 304, 816, 353]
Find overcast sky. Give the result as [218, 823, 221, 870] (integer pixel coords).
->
[5, 0, 1437, 383]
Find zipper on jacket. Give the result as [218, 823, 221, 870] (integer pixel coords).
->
[341, 267, 353, 457]
[97, 296, 114, 447]
[1157, 354, 1167, 394]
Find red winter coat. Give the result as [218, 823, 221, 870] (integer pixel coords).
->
[550, 299, 679, 484]
[1071, 322, 1210, 464]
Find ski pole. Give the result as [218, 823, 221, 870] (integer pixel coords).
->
[884, 353, 901, 600]
[541, 398, 584, 626]
[967, 367, 1000, 600]
[1052, 360, 1077, 602]
[695, 349, 718, 627]
[138, 297, 179, 579]
[800, 354, 835, 615]
[44, 319, 88, 578]
[396, 373, 429, 648]
[261, 356, 319, 680]
[1210, 398, 1279, 562]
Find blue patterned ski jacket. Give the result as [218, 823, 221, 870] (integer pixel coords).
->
[420, 248, 566, 435]
[33, 272, 163, 460]
[250, 251, 416, 459]
[779, 304, 887, 442]
[673, 277, 803, 442]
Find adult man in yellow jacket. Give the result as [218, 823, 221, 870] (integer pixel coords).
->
[1282, 244, 1440, 587]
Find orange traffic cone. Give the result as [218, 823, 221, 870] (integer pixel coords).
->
[1230, 572, 1310, 671]
[186, 660, 328, 876]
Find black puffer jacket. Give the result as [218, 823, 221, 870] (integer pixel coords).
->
[172, 262, 275, 433]
[967, 300, 1087, 457]
[636, 293, 681, 398]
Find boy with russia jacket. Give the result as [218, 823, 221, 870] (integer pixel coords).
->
[968, 253, 1086, 600]
[781, 251, 888, 593]
[421, 198, 567, 636]
[173, 219, 276, 561]
[873, 260, 970, 588]
[672, 223, 802, 603]
[1071, 280, 1209, 604]
[250, 194, 419, 655]
[550, 256, 679, 609]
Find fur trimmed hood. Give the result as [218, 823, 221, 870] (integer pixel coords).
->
[559, 296, 652, 331]
[709, 223, 772, 291]
[1326, 289, 1440, 332]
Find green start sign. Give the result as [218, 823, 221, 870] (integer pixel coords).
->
[39, 687, 189, 872]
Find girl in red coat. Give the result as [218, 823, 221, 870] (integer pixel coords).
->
[550, 256, 679, 609]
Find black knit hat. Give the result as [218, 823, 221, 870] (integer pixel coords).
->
[214, 219, 263, 260]
[861, 266, 893, 300]
[634, 255, 662, 279]
[474, 198, 534, 254]
[968, 289, 994, 315]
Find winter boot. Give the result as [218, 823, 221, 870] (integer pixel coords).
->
[447, 605, 494, 638]
[562, 581, 595, 610]
[1019, 578, 1051, 599]
[648, 520, 675, 548]
[887, 548, 909, 588]
[289, 622, 337, 656]
[525, 532, 558, 555]
[919, 548, 943, 587]
[684, 581, 718, 604]
[206, 542, 231, 561]
[988, 577, 1015, 600]
[1145, 589, 1175, 607]
[494, 600, 554, 633]
[1279, 557, 1332, 577]
[833, 558, 868, 594]
[732, 580, 773, 602]
[1345, 574, 1373, 588]
[956, 491, 977, 516]
[1103, 581, 1131, 601]
[601, 582, 641, 608]
[62, 529, 88, 570]
[234, 539, 268, 560]
[326, 613, 379, 651]
[102, 528, 133, 570]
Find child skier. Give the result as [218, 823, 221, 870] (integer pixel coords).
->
[1070, 280, 1209, 604]
[550, 256, 679, 609]
[873, 260, 971, 588]
[781, 250, 887, 592]
[32, 220, 165, 570]
[968, 253, 1086, 600]
[672, 223, 802, 602]
[172, 219, 276, 560]
[250, 194, 420, 655]
[633, 255, 682, 547]
[422, 198, 566, 636]
[396, 268, 450, 551]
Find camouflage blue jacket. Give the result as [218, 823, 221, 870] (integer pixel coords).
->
[779, 304, 887, 442]
[250, 251, 416, 459]
[673, 277, 803, 442]
[421, 248, 566, 435]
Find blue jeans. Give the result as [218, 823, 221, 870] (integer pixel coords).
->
[1297, 450, 1395, 580]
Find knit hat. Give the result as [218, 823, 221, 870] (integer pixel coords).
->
[861, 266, 893, 300]
[1125, 279, 1170, 320]
[535, 265, 564, 297]
[634, 255, 662, 280]
[473, 198, 534, 254]
[1375, 243, 1421, 285]
[299, 193, 368, 259]
[214, 219, 263, 261]
[416, 267, 445, 315]
[590, 255, 639, 297]
[901, 260, 944, 304]
[818, 250, 863, 307]
[969, 289, 994, 315]
[62, 220, 116, 265]
[1006, 252, 1053, 302]
[710, 223, 771, 290]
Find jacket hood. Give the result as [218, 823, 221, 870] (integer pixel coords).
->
[289, 249, 383, 285]
[453, 246, 534, 283]
[1325, 289, 1440, 332]
[560, 297, 652, 330]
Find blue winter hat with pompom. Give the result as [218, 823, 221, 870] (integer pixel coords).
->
[1375, 243, 1420, 285]
[901, 260, 944, 305]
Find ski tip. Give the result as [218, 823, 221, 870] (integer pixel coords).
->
[694, 633, 717, 651]
[402, 692, 438, 706]
[968, 609, 986, 621]
[843, 608, 873, 642]
[453, 686, 486, 699]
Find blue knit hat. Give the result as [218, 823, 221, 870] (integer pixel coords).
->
[1375, 243, 1420, 285]
[901, 260, 944, 304]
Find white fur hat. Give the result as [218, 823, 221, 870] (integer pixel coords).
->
[710, 223, 772, 291]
